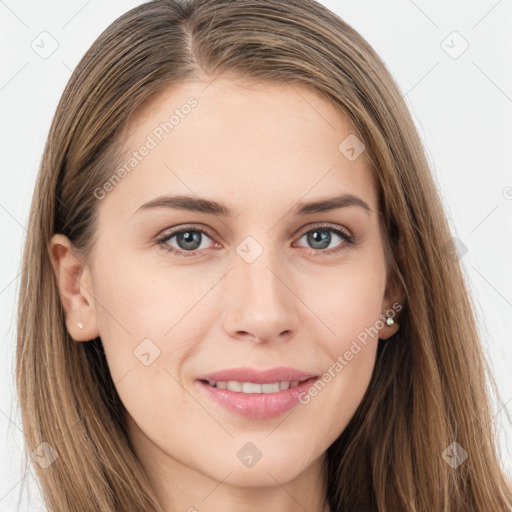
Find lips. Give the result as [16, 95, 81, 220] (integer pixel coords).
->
[196, 366, 317, 384]
[195, 366, 320, 419]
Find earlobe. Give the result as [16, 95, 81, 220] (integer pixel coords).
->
[379, 270, 405, 341]
[48, 234, 99, 342]
[379, 292, 404, 340]
[379, 315, 400, 340]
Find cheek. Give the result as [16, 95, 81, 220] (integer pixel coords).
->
[297, 258, 385, 431]
[311, 256, 386, 349]
[92, 248, 188, 342]
[89, 251, 211, 411]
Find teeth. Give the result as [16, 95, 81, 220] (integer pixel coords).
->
[227, 380, 242, 392]
[206, 379, 305, 393]
[242, 382, 262, 393]
[262, 382, 281, 393]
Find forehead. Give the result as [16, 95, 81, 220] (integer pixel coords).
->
[103, 77, 378, 219]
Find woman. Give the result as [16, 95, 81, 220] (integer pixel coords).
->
[16, 0, 512, 510]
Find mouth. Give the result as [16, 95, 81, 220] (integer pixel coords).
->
[195, 373, 320, 419]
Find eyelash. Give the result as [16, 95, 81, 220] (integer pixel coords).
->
[155, 223, 355, 258]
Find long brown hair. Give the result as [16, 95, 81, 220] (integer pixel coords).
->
[16, 0, 512, 510]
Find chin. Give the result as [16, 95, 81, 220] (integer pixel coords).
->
[199, 449, 314, 487]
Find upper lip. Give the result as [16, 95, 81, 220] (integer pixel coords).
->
[196, 366, 318, 384]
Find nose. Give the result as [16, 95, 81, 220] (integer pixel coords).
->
[222, 241, 300, 344]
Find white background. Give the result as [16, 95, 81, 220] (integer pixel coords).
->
[1, 0, 511, 509]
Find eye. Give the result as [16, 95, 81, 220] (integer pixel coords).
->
[156, 225, 218, 257]
[293, 223, 354, 256]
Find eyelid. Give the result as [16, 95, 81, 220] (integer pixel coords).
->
[294, 221, 352, 239]
[156, 223, 218, 242]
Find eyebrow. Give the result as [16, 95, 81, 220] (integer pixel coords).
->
[133, 193, 372, 218]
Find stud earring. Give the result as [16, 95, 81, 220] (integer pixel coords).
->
[76, 320, 84, 330]
[385, 317, 395, 326]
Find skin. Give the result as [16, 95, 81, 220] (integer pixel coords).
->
[50, 77, 402, 512]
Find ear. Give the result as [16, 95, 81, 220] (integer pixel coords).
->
[48, 234, 99, 342]
[379, 237, 405, 341]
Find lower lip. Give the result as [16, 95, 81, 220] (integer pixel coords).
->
[196, 378, 319, 419]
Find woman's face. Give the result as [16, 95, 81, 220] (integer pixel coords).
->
[52, 77, 400, 507]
